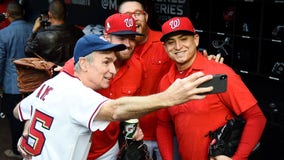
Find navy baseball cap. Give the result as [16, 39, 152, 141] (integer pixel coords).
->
[73, 34, 126, 64]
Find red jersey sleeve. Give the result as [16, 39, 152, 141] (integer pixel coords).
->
[232, 104, 267, 160]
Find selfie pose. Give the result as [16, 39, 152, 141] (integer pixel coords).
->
[13, 34, 215, 160]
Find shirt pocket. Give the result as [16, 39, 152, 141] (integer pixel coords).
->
[121, 86, 138, 96]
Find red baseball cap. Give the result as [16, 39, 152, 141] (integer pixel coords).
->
[105, 13, 143, 36]
[160, 16, 195, 42]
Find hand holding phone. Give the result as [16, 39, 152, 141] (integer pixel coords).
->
[198, 74, 227, 94]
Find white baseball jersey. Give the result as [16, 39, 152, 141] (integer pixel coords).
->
[18, 72, 110, 160]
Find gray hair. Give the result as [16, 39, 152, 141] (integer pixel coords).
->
[74, 52, 94, 72]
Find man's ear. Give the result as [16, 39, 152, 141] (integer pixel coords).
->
[78, 57, 88, 72]
[194, 34, 200, 47]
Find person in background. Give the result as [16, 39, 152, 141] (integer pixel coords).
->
[24, 0, 83, 68]
[156, 16, 267, 160]
[14, 33, 214, 160]
[0, 1, 32, 159]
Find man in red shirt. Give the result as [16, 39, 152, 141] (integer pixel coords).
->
[118, 2, 173, 159]
[156, 16, 267, 160]
[62, 13, 144, 160]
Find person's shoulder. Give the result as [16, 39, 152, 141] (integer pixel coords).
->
[36, 28, 52, 35]
[129, 54, 140, 62]
[196, 53, 231, 72]
[148, 28, 163, 37]
[146, 28, 163, 44]
[0, 25, 8, 33]
[0, 23, 15, 35]
[44, 24, 68, 32]
[206, 59, 236, 74]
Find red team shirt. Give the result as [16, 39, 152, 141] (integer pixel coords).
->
[157, 53, 260, 160]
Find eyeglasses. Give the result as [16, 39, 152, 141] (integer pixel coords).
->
[124, 10, 145, 18]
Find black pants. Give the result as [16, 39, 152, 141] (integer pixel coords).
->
[2, 93, 25, 155]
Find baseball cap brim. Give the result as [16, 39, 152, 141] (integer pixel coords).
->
[95, 43, 126, 51]
[160, 30, 194, 42]
[110, 30, 144, 36]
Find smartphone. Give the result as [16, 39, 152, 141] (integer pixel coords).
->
[198, 74, 227, 94]
[40, 11, 50, 27]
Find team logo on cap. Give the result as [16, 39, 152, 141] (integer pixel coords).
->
[124, 18, 134, 28]
[169, 18, 180, 30]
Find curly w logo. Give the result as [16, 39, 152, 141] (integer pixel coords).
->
[169, 18, 181, 29]
[124, 18, 134, 28]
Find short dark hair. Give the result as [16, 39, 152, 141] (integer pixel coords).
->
[7, 1, 24, 19]
[49, 0, 66, 20]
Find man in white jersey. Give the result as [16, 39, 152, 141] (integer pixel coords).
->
[13, 34, 214, 160]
